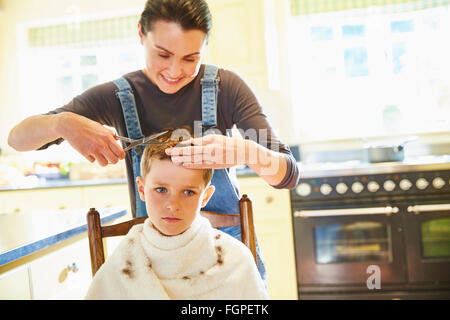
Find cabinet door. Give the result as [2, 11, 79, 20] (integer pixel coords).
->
[0, 188, 84, 214]
[238, 176, 298, 299]
[29, 238, 92, 300]
[0, 267, 31, 299]
[82, 184, 130, 211]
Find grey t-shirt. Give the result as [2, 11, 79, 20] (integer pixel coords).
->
[41, 65, 299, 216]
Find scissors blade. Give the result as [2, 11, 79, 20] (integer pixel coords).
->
[141, 130, 169, 144]
[122, 130, 169, 152]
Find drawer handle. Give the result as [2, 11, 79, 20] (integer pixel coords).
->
[58, 262, 79, 283]
[294, 206, 399, 218]
[407, 204, 450, 214]
[58, 205, 67, 210]
[67, 262, 79, 273]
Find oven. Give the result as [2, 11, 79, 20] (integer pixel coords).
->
[291, 161, 450, 299]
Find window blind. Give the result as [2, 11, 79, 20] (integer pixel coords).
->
[28, 15, 139, 47]
[290, 0, 450, 15]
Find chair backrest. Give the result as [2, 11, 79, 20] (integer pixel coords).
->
[87, 194, 256, 276]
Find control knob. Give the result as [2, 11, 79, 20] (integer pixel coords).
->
[296, 183, 312, 197]
[399, 179, 412, 191]
[416, 178, 429, 190]
[320, 184, 333, 195]
[351, 182, 364, 194]
[336, 182, 348, 194]
[432, 177, 445, 189]
[383, 180, 396, 192]
[367, 181, 380, 193]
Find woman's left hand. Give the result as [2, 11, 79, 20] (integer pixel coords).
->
[165, 134, 249, 169]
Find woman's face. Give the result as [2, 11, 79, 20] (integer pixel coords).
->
[139, 20, 207, 94]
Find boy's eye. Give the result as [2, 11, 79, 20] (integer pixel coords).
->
[155, 187, 167, 193]
[184, 190, 195, 196]
[158, 54, 170, 59]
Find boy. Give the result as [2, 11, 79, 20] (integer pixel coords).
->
[85, 129, 269, 300]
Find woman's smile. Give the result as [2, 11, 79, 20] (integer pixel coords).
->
[160, 73, 184, 85]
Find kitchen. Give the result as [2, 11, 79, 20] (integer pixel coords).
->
[1, 0, 449, 300]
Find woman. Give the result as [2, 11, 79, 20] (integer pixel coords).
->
[8, 0, 299, 282]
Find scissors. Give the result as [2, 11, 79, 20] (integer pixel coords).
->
[115, 131, 169, 152]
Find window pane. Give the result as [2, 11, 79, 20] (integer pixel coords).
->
[392, 42, 407, 74]
[58, 76, 73, 104]
[80, 55, 97, 66]
[342, 25, 365, 38]
[391, 20, 414, 33]
[315, 222, 391, 264]
[344, 46, 369, 77]
[81, 73, 99, 91]
[310, 26, 333, 41]
[421, 218, 450, 259]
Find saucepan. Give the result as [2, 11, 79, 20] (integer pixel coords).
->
[364, 136, 418, 163]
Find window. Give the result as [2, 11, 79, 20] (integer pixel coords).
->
[19, 14, 144, 116]
[17, 14, 144, 161]
[288, 2, 450, 141]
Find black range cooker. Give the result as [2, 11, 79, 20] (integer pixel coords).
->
[291, 157, 450, 299]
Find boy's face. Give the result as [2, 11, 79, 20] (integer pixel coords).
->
[136, 159, 214, 236]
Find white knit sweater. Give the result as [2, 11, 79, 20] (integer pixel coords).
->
[85, 215, 269, 300]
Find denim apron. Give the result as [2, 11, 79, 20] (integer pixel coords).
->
[113, 65, 267, 282]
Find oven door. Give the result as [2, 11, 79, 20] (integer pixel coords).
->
[293, 205, 407, 286]
[404, 203, 450, 283]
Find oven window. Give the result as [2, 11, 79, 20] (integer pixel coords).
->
[314, 222, 391, 264]
[421, 218, 450, 259]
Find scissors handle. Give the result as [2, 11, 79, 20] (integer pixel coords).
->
[115, 135, 134, 143]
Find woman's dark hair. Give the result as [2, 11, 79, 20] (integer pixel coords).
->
[139, 0, 212, 40]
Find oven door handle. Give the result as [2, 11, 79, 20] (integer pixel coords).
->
[294, 206, 399, 218]
[407, 204, 450, 214]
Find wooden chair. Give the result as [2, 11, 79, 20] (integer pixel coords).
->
[87, 194, 257, 276]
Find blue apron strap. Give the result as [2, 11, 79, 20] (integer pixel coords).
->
[113, 77, 147, 218]
[199, 65, 267, 283]
[201, 64, 220, 128]
[113, 78, 143, 141]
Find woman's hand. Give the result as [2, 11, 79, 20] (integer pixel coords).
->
[165, 133, 288, 187]
[165, 134, 248, 169]
[57, 112, 125, 166]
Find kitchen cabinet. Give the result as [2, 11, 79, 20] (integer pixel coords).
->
[238, 176, 298, 300]
[29, 237, 92, 299]
[0, 182, 131, 216]
[0, 237, 94, 300]
[82, 184, 131, 215]
[0, 266, 31, 299]
[0, 237, 93, 300]
[0, 187, 84, 214]
[0, 206, 127, 299]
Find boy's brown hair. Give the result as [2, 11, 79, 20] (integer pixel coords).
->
[140, 127, 213, 187]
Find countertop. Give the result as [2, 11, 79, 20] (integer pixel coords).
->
[0, 167, 258, 192]
[0, 178, 128, 192]
[0, 206, 127, 266]
[298, 155, 450, 178]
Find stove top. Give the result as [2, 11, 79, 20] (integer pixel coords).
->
[298, 155, 450, 178]
[293, 155, 450, 201]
